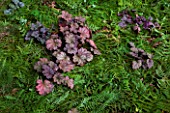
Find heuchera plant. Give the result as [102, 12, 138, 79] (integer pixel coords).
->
[128, 42, 154, 70]
[25, 11, 100, 95]
[118, 9, 160, 33]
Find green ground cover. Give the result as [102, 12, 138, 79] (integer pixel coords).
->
[0, 0, 170, 112]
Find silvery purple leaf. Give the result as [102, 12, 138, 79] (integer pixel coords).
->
[42, 65, 55, 79]
[129, 42, 135, 48]
[59, 60, 75, 72]
[146, 59, 154, 69]
[64, 43, 78, 54]
[121, 15, 128, 21]
[86, 52, 93, 62]
[63, 76, 74, 89]
[52, 50, 61, 57]
[138, 49, 145, 53]
[46, 38, 62, 51]
[79, 27, 90, 39]
[34, 58, 49, 72]
[143, 21, 155, 29]
[129, 52, 139, 59]
[130, 47, 138, 53]
[132, 60, 142, 69]
[34, 61, 43, 72]
[48, 61, 58, 72]
[141, 16, 146, 22]
[134, 16, 144, 25]
[86, 39, 97, 49]
[73, 54, 86, 66]
[56, 51, 70, 61]
[90, 48, 101, 55]
[133, 25, 141, 33]
[59, 11, 72, 22]
[65, 33, 76, 44]
[31, 31, 39, 38]
[60, 26, 69, 33]
[118, 21, 127, 28]
[53, 72, 64, 84]
[142, 63, 148, 70]
[25, 31, 33, 40]
[40, 27, 48, 34]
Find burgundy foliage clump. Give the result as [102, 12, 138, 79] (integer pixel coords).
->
[128, 42, 154, 70]
[30, 11, 101, 95]
[118, 9, 160, 33]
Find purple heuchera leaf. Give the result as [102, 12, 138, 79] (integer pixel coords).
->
[55, 51, 70, 62]
[63, 76, 74, 89]
[73, 48, 93, 66]
[118, 21, 127, 28]
[25, 31, 33, 40]
[134, 16, 145, 25]
[53, 73, 74, 89]
[64, 43, 78, 54]
[65, 33, 77, 44]
[36, 79, 54, 95]
[46, 38, 62, 51]
[48, 61, 58, 72]
[146, 59, 154, 69]
[78, 27, 90, 43]
[59, 60, 75, 72]
[121, 15, 133, 23]
[42, 65, 55, 79]
[46, 39, 55, 50]
[132, 60, 142, 69]
[130, 47, 138, 53]
[143, 21, 155, 30]
[53, 72, 64, 84]
[31, 31, 39, 38]
[70, 22, 79, 33]
[31, 21, 43, 30]
[128, 42, 135, 48]
[73, 55, 85, 66]
[90, 47, 101, 55]
[60, 26, 69, 33]
[34, 58, 49, 72]
[59, 11, 72, 22]
[86, 39, 97, 49]
[133, 25, 141, 33]
[129, 52, 139, 59]
[40, 27, 49, 34]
